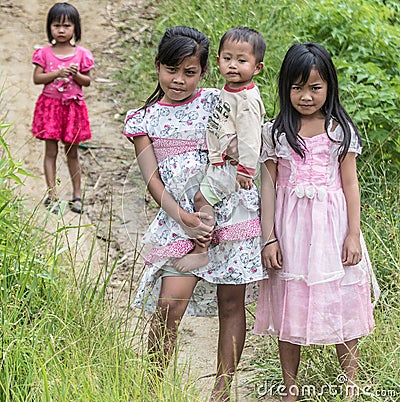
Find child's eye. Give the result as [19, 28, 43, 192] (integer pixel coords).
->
[238, 59, 247, 63]
[223, 56, 231, 61]
[165, 66, 176, 73]
[312, 86, 322, 91]
[291, 86, 301, 91]
[185, 71, 196, 76]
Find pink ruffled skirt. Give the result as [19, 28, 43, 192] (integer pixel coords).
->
[254, 269, 376, 345]
[32, 94, 91, 144]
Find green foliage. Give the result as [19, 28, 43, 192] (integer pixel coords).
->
[0, 117, 66, 400]
[291, 0, 400, 165]
[113, 0, 400, 166]
[0, 123, 52, 328]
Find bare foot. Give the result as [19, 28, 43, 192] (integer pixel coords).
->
[173, 250, 210, 272]
[209, 374, 231, 402]
[209, 390, 230, 402]
[282, 386, 300, 401]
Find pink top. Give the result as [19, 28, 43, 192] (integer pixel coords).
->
[32, 45, 94, 101]
[123, 89, 213, 163]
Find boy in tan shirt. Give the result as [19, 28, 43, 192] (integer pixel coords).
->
[174, 26, 266, 271]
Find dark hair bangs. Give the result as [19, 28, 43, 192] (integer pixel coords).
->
[159, 37, 198, 66]
[291, 53, 316, 85]
[218, 27, 266, 62]
[46, 3, 81, 43]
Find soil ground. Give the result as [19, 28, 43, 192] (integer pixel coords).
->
[0, 1, 275, 400]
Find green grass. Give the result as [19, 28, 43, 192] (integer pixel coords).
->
[0, 115, 200, 400]
[111, 0, 400, 164]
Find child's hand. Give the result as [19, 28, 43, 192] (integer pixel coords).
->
[180, 211, 214, 241]
[68, 63, 79, 76]
[261, 241, 282, 270]
[57, 67, 71, 78]
[193, 233, 212, 248]
[236, 173, 253, 190]
[342, 233, 362, 266]
[57, 64, 78, 79]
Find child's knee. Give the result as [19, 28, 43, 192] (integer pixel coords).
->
[194, 189, 206, 208]
[157, 297, 187, 323]
[64, 143, 79, 158]
[217, 289, 245, 315]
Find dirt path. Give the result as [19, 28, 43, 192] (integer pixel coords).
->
[0, 1, 273, 400]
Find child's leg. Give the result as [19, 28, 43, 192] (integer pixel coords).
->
[278, 340, 301, 401]
[44, 139, 59, 199]
[336, 339, 359, 398]
[148, 275, 199, 379]
[173, 189, 215, 272]
[64, 143, 82, 200]
[210, 284, 246, 402]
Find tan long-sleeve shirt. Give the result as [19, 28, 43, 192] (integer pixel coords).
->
[206, 82, 265, 178]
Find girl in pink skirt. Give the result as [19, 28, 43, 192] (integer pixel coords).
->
[32, 2, 94, 214]
[254, 43, 380, 401]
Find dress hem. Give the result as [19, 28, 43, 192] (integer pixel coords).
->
[252, 328, 375, 346]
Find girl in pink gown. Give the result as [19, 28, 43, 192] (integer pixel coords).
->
[253, 43, 379, 401]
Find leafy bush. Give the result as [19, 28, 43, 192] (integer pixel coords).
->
[0, 123, 51, 325]
[113, 0, 400, 166]
[291, 0, 400, 164]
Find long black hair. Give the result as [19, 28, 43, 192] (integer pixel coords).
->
[141, 26, 210, 110]
[46, 2, 81, 43]
[273, 42, 361, 161]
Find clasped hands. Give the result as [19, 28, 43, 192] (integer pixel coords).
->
[57, 63, 79, 78]
[181, 211, 214, 248]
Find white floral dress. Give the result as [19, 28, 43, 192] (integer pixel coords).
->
[123, 88, 267, 316]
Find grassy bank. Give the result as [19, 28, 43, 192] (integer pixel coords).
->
[0, 115, 198, 400]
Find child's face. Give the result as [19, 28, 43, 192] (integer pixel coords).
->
[290, 67, 327, 118]
[217, 39, 263, 89]
[50, 18, 75, 44]
[156, 55, 205, 104]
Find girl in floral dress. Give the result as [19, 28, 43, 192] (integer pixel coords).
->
[254, 43, 379, 401]
[123, 26, 266, 401]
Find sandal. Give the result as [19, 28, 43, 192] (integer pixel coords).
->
[69, 197, 84, 214]
[44, 196, 60, 215]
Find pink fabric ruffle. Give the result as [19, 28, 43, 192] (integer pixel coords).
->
[254, 270, 375, 345]
[32, 94, 91, 144]
[145, 218, 261, 265]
